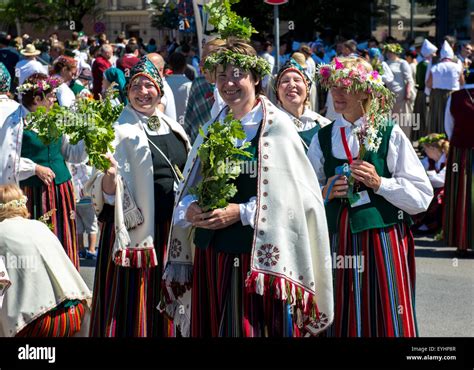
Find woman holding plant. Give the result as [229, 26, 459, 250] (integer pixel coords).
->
[274, 58, 330, 150]
[308, 57, 433, 337]
[86, 56, 190, 337]
[162, 38, 334, 337]
[15, 73, 87, 270]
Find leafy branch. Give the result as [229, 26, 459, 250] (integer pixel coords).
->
[204, 0, 257, 41]
[190, 113, 252, 212]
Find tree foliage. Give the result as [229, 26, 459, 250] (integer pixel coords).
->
[0, 0, 97, 31]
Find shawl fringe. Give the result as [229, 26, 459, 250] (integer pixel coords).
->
[113, 247, 158, 268]
[246, 271, 329, 336]
[123, 207, 144, 230]
[162, 262, 193, 286]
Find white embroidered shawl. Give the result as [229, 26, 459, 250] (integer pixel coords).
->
[85, 106, 191, 268]
[162, 96, 334, 336]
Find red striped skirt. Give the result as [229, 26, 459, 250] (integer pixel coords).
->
[89, 205, 172, 337]
[443, 146, 474, 251]
[191, 246, 298, 337]
[21, 180, 79, 270]
[16, 300, 86, 337]
[328, 207, 417, 337]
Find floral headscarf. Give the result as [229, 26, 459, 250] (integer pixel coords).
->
[128, 56, 164, 97]
[0, 62, 11, 94]
[275, 58, 312, 102]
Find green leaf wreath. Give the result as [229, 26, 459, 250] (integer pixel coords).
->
[190, 113, 252, 212]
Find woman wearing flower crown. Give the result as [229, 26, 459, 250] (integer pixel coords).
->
[0, 184, 92, 337]
[162, 38, 334, 337]
[15, 73, 87, 270]
[274, 59, 330, 150]
[412, 133, 449, 234]
[85, 56, 190, 337]
[309, 56, 433, 337]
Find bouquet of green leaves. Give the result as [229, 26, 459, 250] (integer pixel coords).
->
[69, 88, 123, 171]
[190, 113, 252, 212]
[25, 86, 123, 172]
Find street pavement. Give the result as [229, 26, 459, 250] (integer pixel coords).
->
[79, 234, 474, 337]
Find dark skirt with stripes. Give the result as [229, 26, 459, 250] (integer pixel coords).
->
[21, 180, 79, 270]
[88, 204, 172, 337]
[412, 187, 444, 233]
[413, 89, 427, 140]
[191, 246, 298, 337]
[443, 146, 474, 251]
[427, 88, 451, 135]
[328, 207, 418, 337]
[16, 300, 86, 337]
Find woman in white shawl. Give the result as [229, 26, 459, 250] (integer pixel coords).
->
[0, 184, 91, 337]
[161, 38, 333, 337]
[86, 56, 190, 337]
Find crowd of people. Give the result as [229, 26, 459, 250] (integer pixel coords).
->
[0, 27, 472, 338]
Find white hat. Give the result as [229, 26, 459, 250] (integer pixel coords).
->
[440, 40, 454, 60]
[420, 39, 437, 58]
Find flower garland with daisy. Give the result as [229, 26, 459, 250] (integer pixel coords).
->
[316, 58, 394, 158]
[16, 77, 61, 95]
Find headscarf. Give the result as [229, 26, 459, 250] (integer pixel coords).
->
[104, 67, 128, 104]
[128, 56, 164, 97]
[275, 58, 312, 102]
[0, 62, 11, 94]
[440, 40, 454, 60]
[421, 39, 438, 58]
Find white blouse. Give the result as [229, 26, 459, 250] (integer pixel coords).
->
[431, 61, 462, 90]
[421, 154, 446, 189]
[307, 115, 433, 215]
[284, 107, 331, 132]
[444, 83, 474, 139]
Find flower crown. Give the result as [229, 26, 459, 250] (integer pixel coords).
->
[0, 196, 27, 210]
[316, 58, 395, 154]
[418, 133, 447, 145]
[17, 77, 61, 95]
[384, 43, 404, 55]
[204, 49, 271, 77]
[316, 58, 391, 99]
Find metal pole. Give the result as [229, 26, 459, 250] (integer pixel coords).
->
[388, 0, 392, 38]
[410, 0, 414, 40]
[274, 5, 280, 73]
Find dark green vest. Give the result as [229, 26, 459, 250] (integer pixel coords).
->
[20, 131, 72, 187]
[318, 121, 412, 234]
[193, 126, 260, 253]
[299, 125, 320, 150]
[70, 81, 85, 96]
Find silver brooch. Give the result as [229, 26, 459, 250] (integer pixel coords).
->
[147, 115, 161, 131]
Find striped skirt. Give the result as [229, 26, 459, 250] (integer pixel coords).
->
[16, 300, 86, 337]
[328, 208, 417, 337]
[413, 89, 427, 140]
[427, 88, 451, 135]
[89, 205, 172, 337]
[443, 146, 474, 251]
[21, 180, 78, 270]
[191, 247, 298, 337]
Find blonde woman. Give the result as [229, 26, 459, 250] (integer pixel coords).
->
[310, 56, 433, 337]
[0, 184, 91, 337]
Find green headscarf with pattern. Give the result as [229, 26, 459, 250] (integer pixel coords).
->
[128, 56, 164, 97]
[0, 62, 11, 93]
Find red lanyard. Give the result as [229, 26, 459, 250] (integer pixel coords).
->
[340, 127, 353, 164]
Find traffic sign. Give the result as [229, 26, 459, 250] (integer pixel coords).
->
[263, 0, 288, 5]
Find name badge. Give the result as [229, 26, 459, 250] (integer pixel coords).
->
[349, 190, 371, 208]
